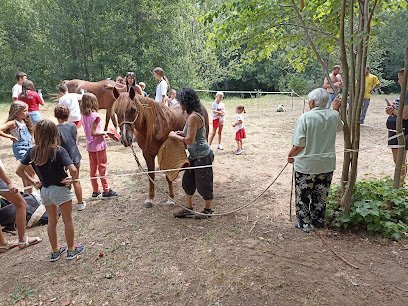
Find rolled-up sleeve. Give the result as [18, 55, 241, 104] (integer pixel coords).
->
[292, 116, 306, 147]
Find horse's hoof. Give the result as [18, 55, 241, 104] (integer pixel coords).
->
[144, 199, 153, 208]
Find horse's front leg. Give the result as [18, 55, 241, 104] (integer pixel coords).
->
[165, 176, 175, 205]
[143, 153, 155, 208]
[104, 108, 111, 131]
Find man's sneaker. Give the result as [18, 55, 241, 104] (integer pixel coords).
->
[217, 144, 224, 150]
[92, 191, 101, 198]
[102, 189, 118, 198]
[77, 201, 87, 211]
[174, 207, 195, 218]
[49, 246, 67, 262]
[66, 245, 85, 260]
[294, 223, 312, 233]
[195, 208, 213, 219]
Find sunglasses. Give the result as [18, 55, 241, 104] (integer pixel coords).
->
[126, 72, 135, 77]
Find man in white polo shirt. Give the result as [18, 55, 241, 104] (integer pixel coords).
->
[12, 71, 27, 101]
[288, 88, 343, 233]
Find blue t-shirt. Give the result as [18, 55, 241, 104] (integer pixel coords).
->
[57, 123, 81, 165]
[20, 146, 73, 187]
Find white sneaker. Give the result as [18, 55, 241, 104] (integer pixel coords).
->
[77, 201, 87, 211]
[217, 144, 224, 150]
[235, 149, 243, 155]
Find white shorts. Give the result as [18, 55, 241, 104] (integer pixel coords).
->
[40, 185, 73, 206]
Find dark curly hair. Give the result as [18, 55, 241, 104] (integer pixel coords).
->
[176, 88, 203, 115]
[54, 105, 70, 120]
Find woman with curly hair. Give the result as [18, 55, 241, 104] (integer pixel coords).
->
[168, 88, 214, 218]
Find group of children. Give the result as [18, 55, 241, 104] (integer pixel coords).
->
[209, 91, 247, 155]
[0, 90, 118, 261]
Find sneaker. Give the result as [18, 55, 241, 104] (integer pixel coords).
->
[294, 223, 312, 233]
[77, 201, 87, 211]
[235, 149, 243, 155]
[173, 207, 195, 218]
[102, 189, 118, 198]
[217, 144, 224, 150]
[195, 208, 213, 219]
[66, 244, 85, 260]
[49, 246, 67, 262]
[92, 191, 101, 198]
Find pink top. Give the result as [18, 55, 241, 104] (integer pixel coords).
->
[81, 112, 107, 152]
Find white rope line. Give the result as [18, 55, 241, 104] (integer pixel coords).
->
[194, 89, 295, 95]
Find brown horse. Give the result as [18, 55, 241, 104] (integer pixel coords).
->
[63, 79, 142, 130]
[112, 86, 209, 207]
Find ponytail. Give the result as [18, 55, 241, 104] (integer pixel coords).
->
[163, 75, 170, 93]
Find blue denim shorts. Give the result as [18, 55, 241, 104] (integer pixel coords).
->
[12, 144, 30, 161]
[29, 111, 42, 124]
[40, 185, 73, 206]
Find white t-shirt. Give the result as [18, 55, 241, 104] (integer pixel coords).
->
[211, 101, 226, 121]
[155, 80, 168, 102]
[169, 98, 180, 108]
[58, 93, 83, 122]
[12, 84, 22, 99]
[235, 113, 244, 131]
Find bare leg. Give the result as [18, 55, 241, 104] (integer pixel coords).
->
[23, 166, 36, 194]
[209, 128, 217, 145]
[186, 195, 193, 209]
[73, 165, 83, 204]
[217, 124, 224, 145]
[60, 200, 75, 250]
[1, 191, 27, 242]
[204, 199, 212, 209]
[45, 205, 59, 251]
[143, 153, 155, 207]
[0, 229, 6, 245]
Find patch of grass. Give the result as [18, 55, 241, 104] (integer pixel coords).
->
[9, 286, 36, 304]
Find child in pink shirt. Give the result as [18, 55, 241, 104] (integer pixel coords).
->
[80, 93, 118, 198]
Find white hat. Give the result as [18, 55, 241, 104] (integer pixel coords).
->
[215, 91, 224, 97]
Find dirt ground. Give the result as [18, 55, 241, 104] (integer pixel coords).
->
[0, 94, 407, 306]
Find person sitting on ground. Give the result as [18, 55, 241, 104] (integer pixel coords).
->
[58, 83, 83, 129]
[16, 120, 85, 262]
[168, 88, 214, 218]
[12, 71, 27, 101]
[0, 159, 42, 253]
[167, 89, 179, 108]
[385, 68, 408, 185]
[209, 91, 226, 150]
[288, 88, 343, 233]
[139, 82, 148, 97]
[54, 105, 85, 211]
[322, 65, 342, 109]
[18, 80, 44, 124]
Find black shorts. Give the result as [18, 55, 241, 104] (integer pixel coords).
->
[182, 151, 214, 200]
[387, 116, 408, 150]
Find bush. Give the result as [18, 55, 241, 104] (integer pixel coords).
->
[326, 178, 408, 240]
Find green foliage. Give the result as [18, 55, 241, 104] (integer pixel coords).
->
[326, 179, 408, 240]
[10, 286, 36, 304]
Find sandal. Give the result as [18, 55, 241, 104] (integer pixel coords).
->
[18, 236, 42, 249]
[0, 241, 18, 253]
[173, 207, 195, 218]
[195, 208, 213, 219]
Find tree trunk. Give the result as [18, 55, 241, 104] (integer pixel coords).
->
[393, 46, 408, 188]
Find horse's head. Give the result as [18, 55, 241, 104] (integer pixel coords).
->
[112, 87, 139, 147]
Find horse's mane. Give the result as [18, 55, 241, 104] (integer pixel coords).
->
[112, 93, 183, 150]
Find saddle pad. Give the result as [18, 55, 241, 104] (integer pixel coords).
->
[157, 138, 189, 181]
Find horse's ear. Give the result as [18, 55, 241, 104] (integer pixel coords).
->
[129, 86, 136, 100]
[113, 87, 120, 99]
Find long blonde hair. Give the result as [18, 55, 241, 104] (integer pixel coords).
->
[6, 101, 34, 135]
[80, 93, 99, 116]
[32, 120, 60, 166]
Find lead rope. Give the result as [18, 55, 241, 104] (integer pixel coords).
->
[129, 142, 289, 217]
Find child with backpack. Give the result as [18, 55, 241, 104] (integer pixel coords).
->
[0, 101, 36, 193]
[0, 159, 42, 253]
[54, 105, 86, 211]
[16, 120, 84, 261]
[80, 93, 118, 198]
